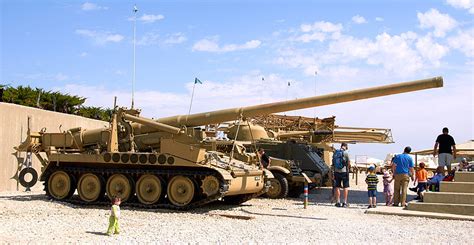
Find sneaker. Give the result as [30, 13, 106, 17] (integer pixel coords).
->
[335, 202, 341, 207]
[373, 205, 377, 208]
[367, 205, 372, 209]
[342, 203, 349, 208]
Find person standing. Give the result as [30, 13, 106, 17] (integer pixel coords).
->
[257, 148, 271, 168]
[365, 165, 379, 209]
[433, 127, 456, 172]
[391, 146, 415, 207]
[107, 197, 121, 236]
[382, 171, 394, 206]
[332, 143, 351, 207]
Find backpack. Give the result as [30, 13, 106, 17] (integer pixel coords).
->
[332, 149, 346, 169]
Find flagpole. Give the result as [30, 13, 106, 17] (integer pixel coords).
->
[187, 82, 196, 117]
[313, 70, 317, 118]
[131, 5, 138, 109]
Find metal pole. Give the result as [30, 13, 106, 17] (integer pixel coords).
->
[313, 71, 317, 118]
[304, 180, 308, 209]
[187, 82, 196, 117]
[131, 5, 138, 109]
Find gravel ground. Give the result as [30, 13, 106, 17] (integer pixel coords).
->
[0, 177, 472, 244]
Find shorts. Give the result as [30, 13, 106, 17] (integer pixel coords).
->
[368, 190, 377, 197]
[334, 172, 349, 188]
[438, 153, 453, 167]
[417, 182, 427, 192]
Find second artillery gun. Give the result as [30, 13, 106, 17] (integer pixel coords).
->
[15, 76, 443, 208]
[201, 77, 442, 198]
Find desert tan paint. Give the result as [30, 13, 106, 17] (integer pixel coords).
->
[0, 103, 108, 191]
[131, 77, 443, 133]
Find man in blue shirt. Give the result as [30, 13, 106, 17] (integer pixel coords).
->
[391, 146, 415, 207]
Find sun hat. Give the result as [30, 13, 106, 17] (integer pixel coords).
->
[368, 165, 375, 171]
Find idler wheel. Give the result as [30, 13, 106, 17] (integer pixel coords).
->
[167, 176, 195, 207]
[78, 173, 104, 202]
[47, 171, 74, 200]
[200, 175, 220, 197]
[106, 174, 134, 202]
[136, 174, 162, 204]
[19, 168, 38, 188]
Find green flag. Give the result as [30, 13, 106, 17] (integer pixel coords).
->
[194, 77, 202, 84]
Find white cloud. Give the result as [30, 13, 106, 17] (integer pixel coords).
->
[53, 72, 302, 118]
[164, 33, 187, 44]
[296, 32, 326, 42]
[417, 9, 458, 37]
[448, 28, 474, 57]
[300, 21, 343, 33]
[415, 35, 449, 66]
[296, 21, 343, 43]
[137, 32, 187, 46]
[446, 0, 474, 14]
[375, 17, 384, 22]
[279, 30, 425, 76]
[23, 73, 69, 82]
[81, 2, 108, 11]
[352, 15, 367, 24]
[134, 14, 165, 23]
[79, 52, 88, 57]
[75, 29, 124, 45]
[192, 37, 261, 53]
[136, 32, 160, 46]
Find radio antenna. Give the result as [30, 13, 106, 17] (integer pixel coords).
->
[131, 4, 138, 109]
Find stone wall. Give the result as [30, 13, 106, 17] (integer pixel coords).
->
[0, 102, 108, 191]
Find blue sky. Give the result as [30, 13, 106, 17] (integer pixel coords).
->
[1, 0, 473, 160]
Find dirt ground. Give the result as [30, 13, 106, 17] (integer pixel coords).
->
[0, 177, 472, 244]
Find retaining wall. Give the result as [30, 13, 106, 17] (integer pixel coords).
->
[0, 102, 108, 191]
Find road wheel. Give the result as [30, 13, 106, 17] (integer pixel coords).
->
[47, 171, 74, 200]
[167, 176, 195, 207]
[77, 173, 104, 202]
[265, 172, 289, 199]
[136, 174, 162, 204]
[106, 174, 134, 202]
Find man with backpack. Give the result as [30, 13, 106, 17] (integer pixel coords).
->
[332, 143, 351, 207]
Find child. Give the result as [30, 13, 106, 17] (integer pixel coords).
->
[382, 170, 394, 206]
[365, 165, 379, 208]
[413, 162, 428, 201]
[427, 166, 445, 192]
[107, 197, 121, 236]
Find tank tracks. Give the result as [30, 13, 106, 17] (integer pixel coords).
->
[42, 165, 229, 210]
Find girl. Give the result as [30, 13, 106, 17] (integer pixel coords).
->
[383, 170, 394, 206]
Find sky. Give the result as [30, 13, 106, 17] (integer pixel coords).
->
[1, 0, 473, 160]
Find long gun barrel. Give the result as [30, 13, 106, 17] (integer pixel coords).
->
[133, 76, 443, 134]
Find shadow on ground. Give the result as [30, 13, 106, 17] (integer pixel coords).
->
[85, 231, 108, 236]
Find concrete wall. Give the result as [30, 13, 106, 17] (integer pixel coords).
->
[0, 102, 108, 191]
